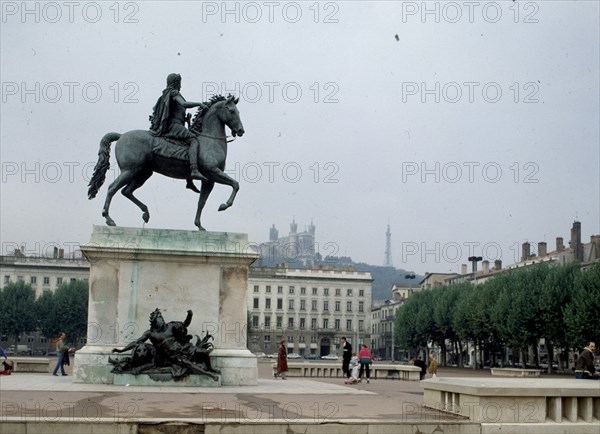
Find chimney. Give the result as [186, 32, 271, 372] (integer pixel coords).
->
[538, 242, 547, 257]
[461, 264, 467, 275]
[556, 237, 564, 252]
[494, 259, 502, 270]
[570, 221, 583, 261]
[482, 260, 490, 273]
[58, 248, 64, 259]
[521, 242, 531, 261]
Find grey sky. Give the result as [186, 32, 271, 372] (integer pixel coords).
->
[1, 1, 598, 275]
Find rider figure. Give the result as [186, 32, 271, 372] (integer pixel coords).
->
[150, 73, 207, 182]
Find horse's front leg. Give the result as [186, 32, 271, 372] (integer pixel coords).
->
[205, 168, 239, 212]
[195, 181, 215, 231]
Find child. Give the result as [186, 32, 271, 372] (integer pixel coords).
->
[1, 359, 13, 375]
[345, 352, 359, 384]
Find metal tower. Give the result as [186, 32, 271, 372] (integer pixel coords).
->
[384, 224, 393, 267]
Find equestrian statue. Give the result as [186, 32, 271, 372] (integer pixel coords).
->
[87, 73, 245, 231]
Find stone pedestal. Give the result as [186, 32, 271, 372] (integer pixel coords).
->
[73, 225, 259, 386]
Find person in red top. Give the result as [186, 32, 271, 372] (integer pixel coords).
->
[274, 339, 288, 379]
[358, 344, 373, 383]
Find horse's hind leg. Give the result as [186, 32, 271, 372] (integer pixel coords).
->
[121, 170, 153, 223]
[194, 181, 215, 231]
[102, 170, 137, 226]
[205, 168, 239, 212]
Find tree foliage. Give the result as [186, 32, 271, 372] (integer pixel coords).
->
[0, 281, 37, 345]
[393, 262, 600, 367]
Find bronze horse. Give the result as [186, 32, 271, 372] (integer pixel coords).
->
[87, 95, 244, 230]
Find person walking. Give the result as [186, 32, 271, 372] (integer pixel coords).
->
[428, 354, 439, 378]
[274, 339, 288, 379]
[52, 332, 68, 376]
[357, 344, 373, 383]
[575, 342, 599, 380]
[340, 337, 352, 380]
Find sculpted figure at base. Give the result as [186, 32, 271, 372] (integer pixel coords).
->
[109, 309, 220, 381]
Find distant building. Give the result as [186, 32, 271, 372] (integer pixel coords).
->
[256, 219, 317, 267]
[371, 284, 409, 360]
[248, 265, 372, 356]
[1, 249, 89, 297]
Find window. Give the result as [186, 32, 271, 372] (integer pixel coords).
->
[288, 318, 294, 328]
[311, 318, 317, 329]
[56, 277, 63, 285]
[253, 285, 259, 293]
[346, 319, 353, 331]
[264, 316, 271, 328]
[277, 298, 283, 310]
[299, 318, 305, 329]
[346, 301, 352, 312]
[324, 288, 329, 296]
[3, 276, 9, 284]
[299, 335, 305, 343]
[70, 278, 76, 282]
[359, 301, 364, 313]
[288, 336, 294, 343]
[264, 335, 271, 342]
[311, 300, 317, 311]
[288, 300, 294, 311]
[30, 276, 37, 284]
[334, 319, 340, 331]
[300, 287, 306, 295]
[311, 335, 317, 343]
[359, 320, 364, 331]
[347, 289, 353, 297]
[17, 276, 24, 282]
[253, 298, 259, 309]
[323, 318, 329, 329]
[266, 285, 271, 293]
[277, 286, 283, 293]
[265, 298, 271, 309]
[312, 287, 318, 295]
[276, 316, 282, 328]
[323, 301, 329, 311]
[335, 288, 341, 296]
[335, 301, 340, 312]
[252, 316, 259, 327]
[300, 300, 306, 311]
[359, 289, 364, 297]
[43, 277, 49, 285]
[289, 286, 295, 294]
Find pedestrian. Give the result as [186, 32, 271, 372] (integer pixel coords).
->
[52, 332, 68, 376]
[428, 354, 438, 378]
[0, 359, 13, 375]
[574, 342, 599, 380]
[340, 337, 352, 380]
[411, 356, 427, 380]
[0, 345, 7, 359]
[274, 339, 288, 379]
[358, 344, 373, 383]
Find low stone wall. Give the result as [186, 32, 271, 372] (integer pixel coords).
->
[423, 377, 600, 427]
[272, 361, 421, 381]
[10, 357, 51, 373]
[490, 368, 542, 377]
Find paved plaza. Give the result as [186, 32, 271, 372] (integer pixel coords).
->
[0, 360, 581, 433]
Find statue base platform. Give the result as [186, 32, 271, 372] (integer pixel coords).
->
[73, 226, 259, 386]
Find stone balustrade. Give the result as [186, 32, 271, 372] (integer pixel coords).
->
[490, 368, 542, 377]
[271, 361, 421, 381]
[9, 357, 51, 373]
[423, 377, 600, 431]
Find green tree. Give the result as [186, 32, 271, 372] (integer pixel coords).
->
[51, 280, 89, 346]
[0, 281, 37, 347]
[565, 262, 600, 353]
[35, 289, 59, 340]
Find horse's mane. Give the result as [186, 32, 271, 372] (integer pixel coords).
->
[189, 94, 228, 134]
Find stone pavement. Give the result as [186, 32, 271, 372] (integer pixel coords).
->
[0, 361, 575, 433]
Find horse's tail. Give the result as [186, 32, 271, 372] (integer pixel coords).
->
[87, 132, 121, 199]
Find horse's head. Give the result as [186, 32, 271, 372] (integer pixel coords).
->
[190, 94, 244, 138]
[219, 95, 244, 138]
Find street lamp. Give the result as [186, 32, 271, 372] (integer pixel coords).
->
[467, 256, 482, 369]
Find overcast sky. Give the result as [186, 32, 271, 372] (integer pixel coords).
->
[1, 1, 598, 275]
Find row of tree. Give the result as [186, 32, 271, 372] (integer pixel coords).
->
[0, 280, 89, 347]
[395, 262, 600, 371]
